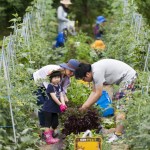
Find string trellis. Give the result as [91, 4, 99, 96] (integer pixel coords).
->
[0, 0, 49, 144]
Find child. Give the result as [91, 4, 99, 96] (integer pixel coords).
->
[93, 16, 106, 39]
[33, 59, 80, 128]
[42, 71, 67, 144]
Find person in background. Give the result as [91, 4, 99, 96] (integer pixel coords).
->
[57, 0, 72, 33]
[33, 59, 80, 127]
[93, 16, 106, 39]
[43, 71, 67, 144]
[74, 59, 137, 143]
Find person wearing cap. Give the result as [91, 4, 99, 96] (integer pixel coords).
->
[74, 59, 137, 143]
[33, 59, 80, 127]
[93, 16, 106, 39]
[57, 0, 72, 33]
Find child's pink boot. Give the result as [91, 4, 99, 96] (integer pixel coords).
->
[44, 130, 59, 144]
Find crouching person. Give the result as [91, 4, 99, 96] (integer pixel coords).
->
[42, 71, 67, 144]
[74, 59, 137, 143]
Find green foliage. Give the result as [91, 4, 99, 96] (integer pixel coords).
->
[66, 77, 91, 105]
[1, 0, 150, 149]
[103, 0, 150, 71]
[0, 0, 32, 39]
[0, 0, 58, 148]
[124, 72, 150, 149]
[136, 0, 150, 25]
[8, 0, 62, 69]
[0, 62, 40, 148]
[100, 0, 150, 148]
[125, 92, 150, 149]
[63, 133, 76, 150]
[71, 0, 110, 24]
[63, 32, 97, 63]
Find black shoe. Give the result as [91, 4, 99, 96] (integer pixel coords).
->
[40, 132, 45, 140]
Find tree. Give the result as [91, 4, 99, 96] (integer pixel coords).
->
[0, 0, 32, 38]
[136, 0, 150, 25]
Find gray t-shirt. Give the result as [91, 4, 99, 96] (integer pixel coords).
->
[92, 59, 136, 86]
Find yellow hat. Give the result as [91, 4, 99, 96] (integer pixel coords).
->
[91, 40, 106, 51]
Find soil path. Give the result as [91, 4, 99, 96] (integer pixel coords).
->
[111, 144, 129, 150]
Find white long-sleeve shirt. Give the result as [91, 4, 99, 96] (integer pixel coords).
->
[33, 65, 71, 94]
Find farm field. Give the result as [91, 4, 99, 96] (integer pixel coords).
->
[0, 0, 150, 150]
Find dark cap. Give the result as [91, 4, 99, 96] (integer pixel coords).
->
[59, 59, 80, 71]
[49, 71, 61, 80]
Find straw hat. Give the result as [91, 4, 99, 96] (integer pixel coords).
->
[60, 0, 72, 5]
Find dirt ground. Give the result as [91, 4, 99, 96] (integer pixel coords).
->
[111, 144, 129, 150]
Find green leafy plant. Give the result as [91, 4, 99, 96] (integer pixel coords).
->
[62, 31, 95, 63]
[124, 72, 150, 150]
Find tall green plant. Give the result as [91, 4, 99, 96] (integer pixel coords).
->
[136, 0, 150, 25]
[125, 73, 150, 149]
[63, 32, 96, 63]
[103, 0, 150, 70]
[0, 0, 62, 149]
[0, 0, 32, 39]
[66, 77, 91, 105]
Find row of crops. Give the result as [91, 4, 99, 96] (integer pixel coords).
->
[0, 0, 150, 149]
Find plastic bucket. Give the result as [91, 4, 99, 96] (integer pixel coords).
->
[96, 90, 114, 117]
